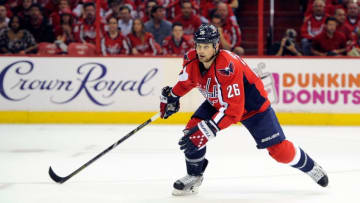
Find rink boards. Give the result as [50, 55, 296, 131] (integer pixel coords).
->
[0, 56, 359, 125]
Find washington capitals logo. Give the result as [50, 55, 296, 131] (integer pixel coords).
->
[218, 62, 234, 76]
[184, 53, 189, 61]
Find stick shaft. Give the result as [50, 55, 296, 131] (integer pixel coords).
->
[49, 112, 160, 183]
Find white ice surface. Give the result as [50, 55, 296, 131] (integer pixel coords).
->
[0, 124, 359, 203]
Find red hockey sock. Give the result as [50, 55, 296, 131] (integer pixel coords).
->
[267, 140, 296, 164]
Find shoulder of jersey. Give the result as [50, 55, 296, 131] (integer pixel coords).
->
[216, 50, 234, 68]
[215, 50, 239, 77]
[183, 49, 197, 64]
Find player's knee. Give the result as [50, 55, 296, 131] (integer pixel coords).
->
[185, 117, 202, 129]
[267, 140, 296, 164]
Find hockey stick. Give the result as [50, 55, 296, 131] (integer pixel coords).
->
[48, 112, 161, 184]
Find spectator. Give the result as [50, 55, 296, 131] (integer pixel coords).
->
[268, 28, 302, 56]
[300, 0, 328, 55]
[210, 13, 232, 51]
[118, 5, 133, 36]
[166, 0, 199, 21]
[139, 0, 157, 23]
[304, 0, 335, 17]
[11, 0, 33, 20]
[334, 8, 352, 42]
[0, 5, 9, 31]
[162, 22, 193, 56]
[54, 8, 76, 43]
[104, 0, 122, 20]
[347, 28, 360, 56]
[106, 0, 137, 18]
[73, 2, 104, 44]
[144, 5, 172, 46]
[49, 0, 72, 26]
[172, 0, 201, 35]
[344, 2, 359, 32]
[311, 17, 346, 56]
[72, 0, 108, 19]
[127, 18, 159, 55]
[0, 15, 37, 54]
[24, 4, 55, 43]
[101, 16, 129, 56]
[200, 0, 236, 24]
[53, 8, 76, 53]
[216, 1, 238, 26]
[215, 2, 244, 55]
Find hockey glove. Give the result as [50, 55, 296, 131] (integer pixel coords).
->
[160, 86, 180, 119]
[179, 120, 219, 155]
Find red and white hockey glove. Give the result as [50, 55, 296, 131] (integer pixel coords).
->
[179, 120, 220, 155]
[160, 86, 180, 119]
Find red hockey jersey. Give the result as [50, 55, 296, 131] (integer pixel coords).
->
[162, 35, 193, 56]
[126, 32, 159, 55]
[172, 49, 270, 130]
[101, 32, 130, 56]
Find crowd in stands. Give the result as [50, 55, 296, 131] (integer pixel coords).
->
[1, 0, 360, 57]
[0, 0, 242, 56]
[271, 0, 360, 56]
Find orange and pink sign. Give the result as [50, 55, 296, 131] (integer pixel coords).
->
[246, 58, 360, 113]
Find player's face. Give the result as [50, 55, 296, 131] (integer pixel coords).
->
[196, 43, 217, 63]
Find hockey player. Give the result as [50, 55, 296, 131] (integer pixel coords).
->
[159, 24, 329, 196]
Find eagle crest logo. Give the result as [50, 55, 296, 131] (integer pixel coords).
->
[218, 62, 234, 76]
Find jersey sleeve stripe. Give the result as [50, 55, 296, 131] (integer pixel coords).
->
[213, 75, 228, 124]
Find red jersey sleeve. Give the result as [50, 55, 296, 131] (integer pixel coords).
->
[172, 50, 198, 96]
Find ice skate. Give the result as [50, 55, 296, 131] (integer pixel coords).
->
[307, 162, 329, 187]
[172, 174, 204, 196]
[172, 158, 208, 196]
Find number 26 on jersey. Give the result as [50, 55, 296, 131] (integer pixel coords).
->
[227, 84, 240, 98]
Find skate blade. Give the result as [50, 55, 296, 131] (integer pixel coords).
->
[172, 187, 199, 196]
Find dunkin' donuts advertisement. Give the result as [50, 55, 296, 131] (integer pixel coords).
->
[246, 58, 360, 113]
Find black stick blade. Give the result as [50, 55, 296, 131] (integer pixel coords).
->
[49, 166, 67, 184]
